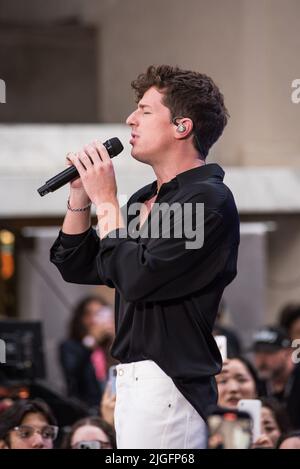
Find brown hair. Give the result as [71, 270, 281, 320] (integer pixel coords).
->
[0, 399, 57, 447]
[61, 416, 116, 449]
[131, 65, 229, 159]
[260, 397, 291, 435]
[279, 303, 300, 336]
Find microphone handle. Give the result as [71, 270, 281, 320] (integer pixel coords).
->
[37, 139, 119, 197]
[38, 166, 79, 196]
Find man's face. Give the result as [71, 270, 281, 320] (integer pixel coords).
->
[126, 86, 175, 164]
[254, 348, 289, 381]
[8, 412, 54, 449]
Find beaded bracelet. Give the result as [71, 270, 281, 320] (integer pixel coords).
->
[67, 197, 92, 212]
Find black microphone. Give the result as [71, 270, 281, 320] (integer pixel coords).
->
[37, 137, 124, 197]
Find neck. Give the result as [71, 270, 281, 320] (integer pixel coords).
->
[152, 148, 205, 193]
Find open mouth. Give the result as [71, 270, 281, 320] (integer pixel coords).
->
[226, 397, 240, 407]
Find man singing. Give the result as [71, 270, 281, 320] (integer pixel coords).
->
[50, 65, 240, 449]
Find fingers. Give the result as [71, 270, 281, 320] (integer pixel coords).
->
[66, 152, 73, 166]
[84, 144, 102, 167]
[78, 150, 93, 169]
[66, 140, 112, 173]
[253, 434, 273, 448]
[67, 150, 93, 169]
[66, 152, 86, 178]
[92, 140, 112, 164]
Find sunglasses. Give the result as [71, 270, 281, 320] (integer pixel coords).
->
[13, 424, 59, 441]
[72, 440, 112, 449]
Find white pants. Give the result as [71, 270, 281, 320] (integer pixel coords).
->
[114, 360, 207, 449]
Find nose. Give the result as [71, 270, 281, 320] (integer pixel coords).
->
[227, 378, 240, 393]
[30, 433, 44, 449]
[126, 109, 138, 127]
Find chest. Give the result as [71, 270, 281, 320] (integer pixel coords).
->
[139, 194, 157, 229]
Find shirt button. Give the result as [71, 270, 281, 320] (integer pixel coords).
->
[118, 369, 124, 376]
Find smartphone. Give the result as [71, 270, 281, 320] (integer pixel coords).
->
[108, 365, 117, 395]
[207, 407, 252, 449]
[237, 399, 262, 442]
[215, 335, 227, 361]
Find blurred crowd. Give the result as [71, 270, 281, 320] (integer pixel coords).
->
[1, 295, 300, 449]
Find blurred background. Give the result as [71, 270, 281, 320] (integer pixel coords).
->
[0, 0, 300, 431]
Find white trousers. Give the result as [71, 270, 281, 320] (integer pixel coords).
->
[114, 360, 207, 449]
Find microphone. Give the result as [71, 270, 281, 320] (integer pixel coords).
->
[37, 137, 124, 197]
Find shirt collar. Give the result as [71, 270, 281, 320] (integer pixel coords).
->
[175, 163, 225, 187]
[138, 163, 225, 201]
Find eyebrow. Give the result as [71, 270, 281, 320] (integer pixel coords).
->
[138, 104, 152, 109]
[218, 371, 248, 378]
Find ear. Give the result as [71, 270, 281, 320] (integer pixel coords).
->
[173, 118, 194, 140]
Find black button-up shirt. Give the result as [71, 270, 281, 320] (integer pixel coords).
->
[50, 163, 240, 419]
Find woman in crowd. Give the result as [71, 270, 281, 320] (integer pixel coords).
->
[60, 294, 115, 408]
[260, 397, 290, 447]
[216, 357, 290, 448]
[0, 399, 58, 449]
[62, 416, 116, 449]
[216, 357, 258, 408]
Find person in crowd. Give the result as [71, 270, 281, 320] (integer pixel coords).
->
[277, 430, 300, 449]
[60, 294, 115, 407]
[216, 357, 258, 409]
[259, 397, 291, 448]
[251, 325, 300, 429]
[0, 399, 58, 449]
[62, 416, 116, 449]
[216, 357, 290, 448]
[279, 303, 300, 342]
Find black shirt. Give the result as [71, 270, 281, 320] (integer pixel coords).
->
[50, 163, 240, 420]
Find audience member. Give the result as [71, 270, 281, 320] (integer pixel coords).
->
[60, 294, 115, 407]
[62, 416, 116, 449]
[0, 399, 58, 449]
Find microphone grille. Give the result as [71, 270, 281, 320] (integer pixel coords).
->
[105, 137, 124, 158]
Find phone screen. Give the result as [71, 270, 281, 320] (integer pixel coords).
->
[207, 411, 252, 449]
